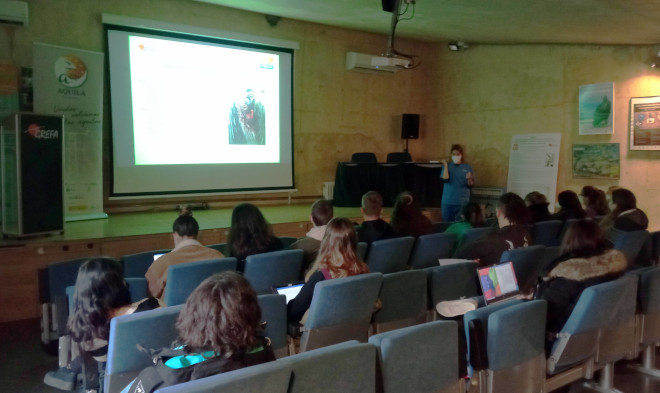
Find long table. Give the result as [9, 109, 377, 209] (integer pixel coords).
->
[333, 162, 444, 207]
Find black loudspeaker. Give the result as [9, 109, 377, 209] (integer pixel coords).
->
[381, 0, 395, 12]
[401, 114, 420, 139]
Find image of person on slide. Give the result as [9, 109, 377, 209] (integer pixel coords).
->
[229, 88, 266, 145]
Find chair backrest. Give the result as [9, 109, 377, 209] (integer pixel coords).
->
[369, 321, 460, 393]
[257, 294, 288, 358]
[154, 359, 291, 393]
[206, 243, 227, 254]
[431, 221, 454, 233]
[163, 258, 237, 306]
[532, 220, 564, 247]
[458, 226, 496, 251]
[122, 250, 171, 278]
[285, 341, 376, 393]
[301, 273, 383, 352]
[425, 262, 481, 311]
[373, 270, 428, 333]
[499, 245, 546, 293]
[106, 305, 183, 393]
[409, 232, 457, 269]
[244, 249, 304, 294]
[547, 275, 637, 373]
[351, 152, 378, 163]
[357, 242, 368, 261]
[538, 246, 561, 273]
[386, 152, 412, 163]
[651, 231, 660, 264]
[613, 230, 650, 265]
[484, 300, 547, 393]
[557, 218, 581, 244]
[638, 267, 660, 345]
[66, 277, 148, 315]
[366, 236, 415, 274]
[278, 236, 299, 249]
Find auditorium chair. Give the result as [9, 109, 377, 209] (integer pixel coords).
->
[257, 294, 289, 358]
[431, 221, 454, 233]
[299, 273, 383, 352]
[629, 267, 660, 378]
[408, 232, 457, 269]
[369, 321, 464, 393]
[612, 229, 650, 265]
[372, 270, 427, 334]
[357, 241, 368, 261]
[105, 305, 183, 393]
[557, 218, 580, 244]
[285, 341, 376, 393]
[465, 300, 546, 393]
[351, 152, 378, 163]
[498, 245, 545, 293]
[386, 152, 412, 163]
[531, 219, 563, 247]
[163, 257, 237, 306]
[278, 236, 298, 249]
[454, 227, 496, 256]
[65, 277, 147, 314]
[244, 249, 304, 294]
[122, 249, 171, 278]
[651, 231, 660, 265]
[206, 243, 227, 254]
[425, 262, 481, 320]
[538, 245, 561, 274]
[365, 236, 415, 274]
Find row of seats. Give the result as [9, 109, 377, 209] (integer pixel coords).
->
[104, 266, 660, 393]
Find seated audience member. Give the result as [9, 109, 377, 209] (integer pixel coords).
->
[550, 190, 586, 221]
[605, 185, 621, 205]
[455, 192, 531, 267]
[355, 191, 395, 244]
[524, 191, 551, 223]
[535, 220, 627, 352]
[287, 217, 370, 325]
[145, 212, 224, 300]
[121, 272, 275, 393]
[445, 201, 486, 240]
[580, 185, 610, 218]
[44, 258, 161, 391]
[289, 199, 334, 272]
[226, 203, 283, 270]
[390, 191, 432, 237]
[600, 188, 649, 234]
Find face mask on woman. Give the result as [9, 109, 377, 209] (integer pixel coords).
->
[451, 155, 461, 164]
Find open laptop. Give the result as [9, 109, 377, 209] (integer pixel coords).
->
[477, 262, 522, 305]
[153, 253, 165, 261]
[272, 282, 304, 304]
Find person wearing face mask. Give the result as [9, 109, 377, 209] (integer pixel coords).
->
[440, 144, 475, 221]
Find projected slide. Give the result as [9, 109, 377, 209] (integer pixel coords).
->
[106, 23, 294, 197]
[128, 36, 280, 165]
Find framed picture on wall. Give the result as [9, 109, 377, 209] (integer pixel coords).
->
[572, 143, 620, 179]
[629, 96, 660, 150]
[579, 82, 614, 135]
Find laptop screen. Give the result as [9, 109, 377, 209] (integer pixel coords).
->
[153, 253, 165, 261]
[274, 283, 304, 304]
[478, 262, 520, 303]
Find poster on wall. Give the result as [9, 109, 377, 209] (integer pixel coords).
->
[572, 143, 620, 179]
[506, 133, 562, 211]
[33, 42, 107, 221]
[579, 82, 614, 135]
[629, 96, 660, 150]
[0, 62, 19, 121]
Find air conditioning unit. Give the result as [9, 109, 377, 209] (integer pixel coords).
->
[346, 52, 411, 73]
[0, 1, 28, 26]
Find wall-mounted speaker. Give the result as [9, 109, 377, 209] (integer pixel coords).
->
[401, 113, 420, 139]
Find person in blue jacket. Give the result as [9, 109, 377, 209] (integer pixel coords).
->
[440, 144, 475, 221]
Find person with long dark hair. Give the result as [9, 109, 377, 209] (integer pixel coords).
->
[146, 212, 224, 300]
[287, 217, 370, 324]
[580, 186, 610, 218]
[524, 191, 551, 223]
[44, 258, 160, 391]
[226, 203, 282, 270]
[445, 201, 486, 240]
[550, 190, 586, 221]
[535, 220, 626, 352]
[121, 272, 274, 393]
[599, 188, 649, 234]
[390, 191, 432, 237]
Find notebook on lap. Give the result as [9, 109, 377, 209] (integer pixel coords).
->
[478, 262, 522, 305]
[272, 282, 304, 304]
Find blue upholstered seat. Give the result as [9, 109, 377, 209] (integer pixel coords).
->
[257, 294, 288, 358]
[369, 321, 462, 393]
[357, 241, 368, 261]
[300, 273, 383, 352]
[612, 229, 650, 265]
[278, 236, 299, 249]
[532, 220, 563, 247]
[366, 236, 415, 274]
[206, 243, 227, 254]
[373, 270, 428, 333]
[425, 262, 480, 317]
[285, 341, 376, 393]
[105, 305, 183, 393]
[163, 257, 237, 306]
[628, 267, 660, 377]
[244, 249, 304, 294]
[499, 245, 546, 293]
[43, 257, 90, 337]
[455, 227, 496, 255]
[122, 249, 171, 278]
[431, 221, 454, 233]
[408, 232, 457, 269]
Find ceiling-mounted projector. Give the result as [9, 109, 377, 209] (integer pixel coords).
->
[346, 52, 412, 73]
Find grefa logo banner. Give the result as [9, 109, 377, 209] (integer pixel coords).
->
[25, 123, 59, 139]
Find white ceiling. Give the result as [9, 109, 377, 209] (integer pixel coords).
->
[196, 0, 660, 46]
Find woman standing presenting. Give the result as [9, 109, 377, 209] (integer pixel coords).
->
[440, 144, 475, 221]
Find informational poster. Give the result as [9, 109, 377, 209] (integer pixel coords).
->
[579, 82, 614, 135]
[629, 96, 660, 150]
[506, 133, 562, 211]
[0, 62, 19, 121]
[572, 143, 620, 179]
[33, 43, 107, 221]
